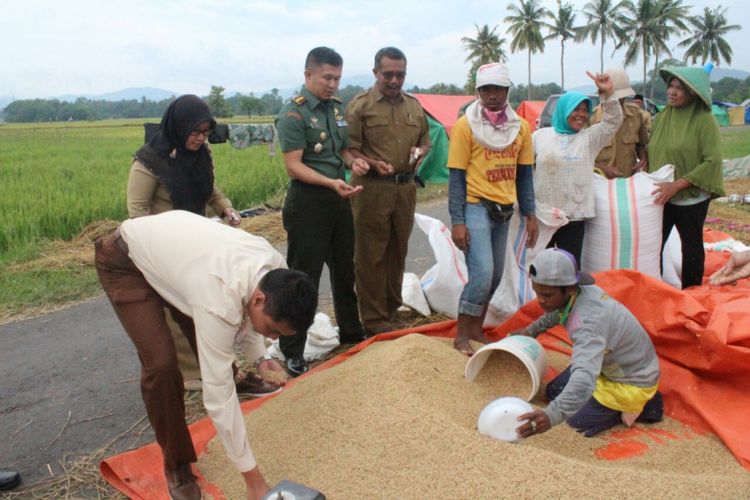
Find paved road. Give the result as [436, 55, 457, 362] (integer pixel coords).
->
[0, 200, 450, 487]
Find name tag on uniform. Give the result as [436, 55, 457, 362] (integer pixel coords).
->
[336, 119, 347, 127]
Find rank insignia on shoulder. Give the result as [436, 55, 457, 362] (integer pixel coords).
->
[291, 95, 306, 105]
[330, 95, 342, 103]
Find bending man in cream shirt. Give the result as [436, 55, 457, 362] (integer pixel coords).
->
[95, 210, 317, 500]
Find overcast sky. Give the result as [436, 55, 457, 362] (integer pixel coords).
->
[1, 0, 746, 99]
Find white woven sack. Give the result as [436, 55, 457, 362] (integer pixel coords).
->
[265, 312, 340, 362]
[400, 272, 432, 316]
[663, 227, 749, 289]
[581, 164, 674, 278]
[662, 227, 682, 288]
[415, 213, 468, 318]
[485, 202, 569, 327]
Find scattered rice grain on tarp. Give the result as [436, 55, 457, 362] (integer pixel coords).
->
[197, 334, 750, 499]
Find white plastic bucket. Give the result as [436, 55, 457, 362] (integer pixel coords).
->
[464, 335, 548, 401]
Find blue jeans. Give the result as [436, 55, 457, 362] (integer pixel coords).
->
[458, 202, 510, 316]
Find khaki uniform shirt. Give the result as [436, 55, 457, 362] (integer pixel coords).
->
[275, 86, 349, 180]
[591, 102, 649, 178]
[345, 88, 430, 173]
[126, 160, 232, 217]
[120, 210, 286, 472]
[640, 109, 652, 137]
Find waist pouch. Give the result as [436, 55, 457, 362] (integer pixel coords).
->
[479, 198, 514, 223]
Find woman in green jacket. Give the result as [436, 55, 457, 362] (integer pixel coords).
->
[649, 67, 725, 288]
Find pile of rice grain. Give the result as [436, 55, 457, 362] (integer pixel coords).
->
[198, 334, 750, 499]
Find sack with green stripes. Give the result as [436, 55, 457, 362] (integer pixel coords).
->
[581, 164, 674, 279]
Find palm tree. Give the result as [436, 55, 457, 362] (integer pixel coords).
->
[461, 24, 507, 65]
[505, 0, 549, 100]
[543, 0, 579, 92]
[678, 6, 741, 67]
[578, 0, 629, 73]
[461, 24, 507, 93]
[617, 0, 666, 93]
[649, 0, 690, 98]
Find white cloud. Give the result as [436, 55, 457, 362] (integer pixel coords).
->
[0, 0, 746, 98]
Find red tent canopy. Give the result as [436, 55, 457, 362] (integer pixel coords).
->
[516, 100, 546, 133]
[411, 93, 475, 136]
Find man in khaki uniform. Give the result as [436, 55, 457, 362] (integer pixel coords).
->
[632, 94, 653, 136]
[590, 69, 649, 178]
[346, 47, 431, 335]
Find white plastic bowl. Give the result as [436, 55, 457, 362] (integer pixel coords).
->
[477, 396, 534, 443]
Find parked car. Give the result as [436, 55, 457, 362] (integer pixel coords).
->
[535, 94, 600, 129]
[535, 93, 659, 130]
[624, 95, 660, 116]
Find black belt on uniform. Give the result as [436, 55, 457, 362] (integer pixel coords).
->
[113, 228, 129, 255]
[365, 170, 414, 184]
[290, 179, 340, 190]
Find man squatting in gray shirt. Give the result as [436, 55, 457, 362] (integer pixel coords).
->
[510, 248, 664, 438]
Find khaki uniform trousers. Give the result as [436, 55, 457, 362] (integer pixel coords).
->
[351, 176, 416, 332]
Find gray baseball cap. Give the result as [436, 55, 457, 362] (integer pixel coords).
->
[529, 248, 595, 286]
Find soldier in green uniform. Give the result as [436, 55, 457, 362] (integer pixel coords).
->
[274, 46, 368, 376]
[345, 47, 431, 335]
[590, 68, 649, 178]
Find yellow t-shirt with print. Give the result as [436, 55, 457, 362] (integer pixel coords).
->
[447, 116, 533, 205]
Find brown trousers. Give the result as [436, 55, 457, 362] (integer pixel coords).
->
[168, 310, 202, 382]
[94, 230, 198, 470]
[350, 176, 416, 331]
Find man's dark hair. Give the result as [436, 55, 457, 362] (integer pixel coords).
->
[305, 47, 343, 70]
[374, 47, 407, 69]
[633, 94, 644, 100]
[258, 269, 317, 334]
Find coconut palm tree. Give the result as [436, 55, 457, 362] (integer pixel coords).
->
[617, 0, 668, 92]
[578, 0, 629, 73]
[649, 0, 690, 98]
[543, 0, 579, 92]
[461, 24, 508, 65]
[505, 0, 549, 100]
[461, 24, 508, 93]
[678, 6, 741, 67]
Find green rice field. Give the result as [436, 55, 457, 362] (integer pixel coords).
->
[1, 120, 749, 257]
[0, 119, 747, 322]
[0, 117, 287, 254]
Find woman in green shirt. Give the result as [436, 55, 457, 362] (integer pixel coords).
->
[648, 67, 725, 288]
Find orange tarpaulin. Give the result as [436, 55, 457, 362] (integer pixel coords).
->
[101, 251, 750, 498]
[515, 100, 546, 133]
[411, 93, 475, 136]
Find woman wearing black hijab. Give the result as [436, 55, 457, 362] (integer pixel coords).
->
[127, 94, 241, 223]
[126, 95, 279, 397]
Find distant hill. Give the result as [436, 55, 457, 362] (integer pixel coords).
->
[712, 68, 750, 81]
[238, 74, 375, 100]
[51, 87, 179, 103]
[569, 67, 749, 94]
